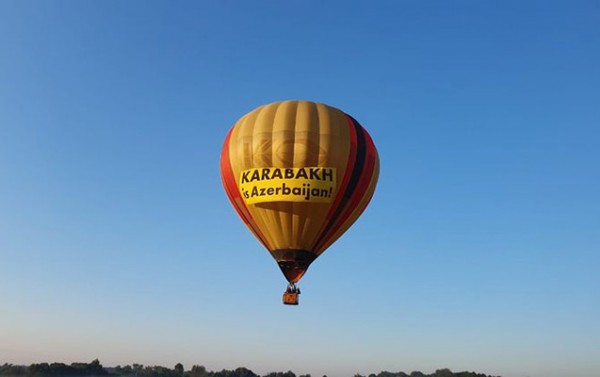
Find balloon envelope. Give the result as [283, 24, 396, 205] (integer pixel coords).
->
[220, 100, 379, 284]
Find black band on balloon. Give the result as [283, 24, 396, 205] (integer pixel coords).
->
[313, 115, 368, 249]
[272, 249, 317, 263]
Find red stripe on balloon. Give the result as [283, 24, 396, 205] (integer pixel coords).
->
[314, 117, 377, 253]
[220, 128, 270, 249]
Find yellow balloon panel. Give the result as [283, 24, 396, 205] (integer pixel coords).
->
[227, 101, 351, 251]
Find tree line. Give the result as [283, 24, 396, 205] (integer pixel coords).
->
[0, 360, 499, 377]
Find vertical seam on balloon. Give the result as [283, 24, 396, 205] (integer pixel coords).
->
[302, 101, 320, 243]
[254, 104, 278, 249]
[295, 101, 310, 244]
[268, 103, 285, 249]
[291, 101, 300, 249]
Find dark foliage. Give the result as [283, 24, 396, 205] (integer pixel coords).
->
[0, 361, 500, 377]
[1, 359, 106, 377]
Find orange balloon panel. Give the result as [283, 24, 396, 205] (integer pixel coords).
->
[220, 100, 379, 283]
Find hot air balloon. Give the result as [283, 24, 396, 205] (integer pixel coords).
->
[220, 100, 379, 305]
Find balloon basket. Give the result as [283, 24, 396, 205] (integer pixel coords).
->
[282, 284, 300, 305]
[282, 292, 299, 305]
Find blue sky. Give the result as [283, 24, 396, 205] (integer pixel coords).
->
[0, 1, 599, 377]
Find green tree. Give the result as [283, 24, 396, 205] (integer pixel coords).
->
[174, 364, 184, 377]
[133, 364, 144, 377]
[187, 365, 208, 377]
[29, 362, 50, 377]
[433, 369, 454, 377]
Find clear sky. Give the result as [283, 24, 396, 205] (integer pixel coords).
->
[1, 1, 599, 377]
